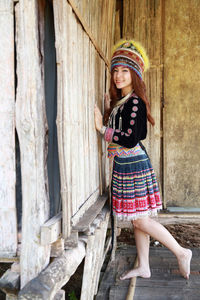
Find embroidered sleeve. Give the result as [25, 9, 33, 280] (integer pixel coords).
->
[104, 97, 147, 148]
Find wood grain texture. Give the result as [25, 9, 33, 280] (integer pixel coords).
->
[18, 241, 86, 300]
[73, 195, 108, 231]
[163, 0, 200, 207]
[0, 0, 17, 257]
[80, 211, 110, 300]
[15, 0, 50, 288]
[41, 212, 62, 246]
[122, 0, 162, 184]
[53, 290, 65, 300]
[53, 0, 115, 239]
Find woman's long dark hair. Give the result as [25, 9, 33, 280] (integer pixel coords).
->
[104, 69, 155, 126]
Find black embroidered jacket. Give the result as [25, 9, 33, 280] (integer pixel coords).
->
[104, 93, 147, 148]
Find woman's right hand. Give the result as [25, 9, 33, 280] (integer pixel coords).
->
[104, 94, 111, 111]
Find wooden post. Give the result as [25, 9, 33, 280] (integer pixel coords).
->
[53, 0, 72, 239]
[126, 257, 138, 300]
[15, 0, 50, 287]
[80, 210, 109, 300]
[0, 0, 17, 258]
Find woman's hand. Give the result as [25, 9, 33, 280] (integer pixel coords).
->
[104, 94, 111, 111]
[94, 104, 103, 132]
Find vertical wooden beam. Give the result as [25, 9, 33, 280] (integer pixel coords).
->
[15, 0, 50, 287]
[0, 0, 17, 257]
[53, 0, 72, 239]
[80, 211, 109, 300]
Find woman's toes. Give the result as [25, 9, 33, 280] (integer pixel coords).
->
[178, 249, 192, 279]
[120, 267, 151, 280]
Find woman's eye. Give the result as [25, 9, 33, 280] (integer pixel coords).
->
[122, 69, 128, 72]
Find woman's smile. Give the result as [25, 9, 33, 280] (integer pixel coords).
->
[113, 65, 133, 95]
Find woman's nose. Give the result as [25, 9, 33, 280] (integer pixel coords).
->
[116, 71, 122, 78]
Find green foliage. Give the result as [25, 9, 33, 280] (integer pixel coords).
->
[68, 290, 78, 300]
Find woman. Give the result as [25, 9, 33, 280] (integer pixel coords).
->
[94, 40, 192, 280]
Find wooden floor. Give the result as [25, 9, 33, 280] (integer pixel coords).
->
[96, 245, 200, 300]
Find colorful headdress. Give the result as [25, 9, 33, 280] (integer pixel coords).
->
[111, 39, 149, 79]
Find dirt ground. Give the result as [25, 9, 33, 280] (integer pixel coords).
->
[117, 223, 200, 248]
[0, 223, 199, 300]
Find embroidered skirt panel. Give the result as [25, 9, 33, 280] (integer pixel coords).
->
[111, 152, 162, 220]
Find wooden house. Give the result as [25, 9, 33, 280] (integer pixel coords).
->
[0, 0, 199, 299]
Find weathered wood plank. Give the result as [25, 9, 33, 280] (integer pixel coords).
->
[73, 194, 108, 231]
[53, 290, 65, 300]
[64, 231, 78, 250]
[53, 0, 72, 239]
[6, 295, 18, 300]
[53, 0, 115, 242]
[0, 0, 17, 257]
[85, 206, 108, 235]
[18, 241, 86, 300]
[80, 235, 95, 300]
[0, 267, 20, 295]
[40, 212, 62, 246]
[15, 0, 50, 287]
[50, 239, 64, 257]
[134, 287, 200, 298]
[94, 212, 110, 295]
[67, 0, 109, 66]
[117, 213, 200, 228]
[0, 257, 19, 263]
[80, 211, 109, 300]
[163, 0, 200, 207]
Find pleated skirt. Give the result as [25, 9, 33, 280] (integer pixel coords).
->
[111, 152, 162, 220]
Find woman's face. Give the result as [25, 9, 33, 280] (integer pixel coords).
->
[113, 66, 133, 91]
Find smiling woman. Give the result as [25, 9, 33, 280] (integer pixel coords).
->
[94, 39, 192, 281]
[113, 66, 133, 94]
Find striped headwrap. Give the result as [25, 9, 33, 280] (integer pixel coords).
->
[111, 40, 149, 80]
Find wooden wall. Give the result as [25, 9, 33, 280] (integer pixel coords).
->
[118, 0, 200, 208]
[15, 0, 50, 288]
[121, 0, 163, 183]
[53, 0, 115, 239]
[0, 0, 115, 290]
[163, 0, 200, 207]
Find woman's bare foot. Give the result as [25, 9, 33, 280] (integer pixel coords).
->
[120, 266, 151, 280]
[178, 249, 192, 279]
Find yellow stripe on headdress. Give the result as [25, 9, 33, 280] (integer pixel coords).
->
[112, 39, 150, 72]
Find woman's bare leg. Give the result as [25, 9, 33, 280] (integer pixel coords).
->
[132, 216, 192, 279]
[120, 227, 151, 280]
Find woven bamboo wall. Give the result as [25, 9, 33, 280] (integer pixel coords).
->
[122, 0, 163, 184]
[53, 0, 116, 238]
[163, 0, 200, 207]
[118, 0, 200, 207]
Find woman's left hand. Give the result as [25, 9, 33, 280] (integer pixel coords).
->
[94, 104, 103, 131]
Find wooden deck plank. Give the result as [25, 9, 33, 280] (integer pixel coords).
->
[134, 287, 200, 299]
[72, 194, 108, 231]
[96, 246, 200, 299]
